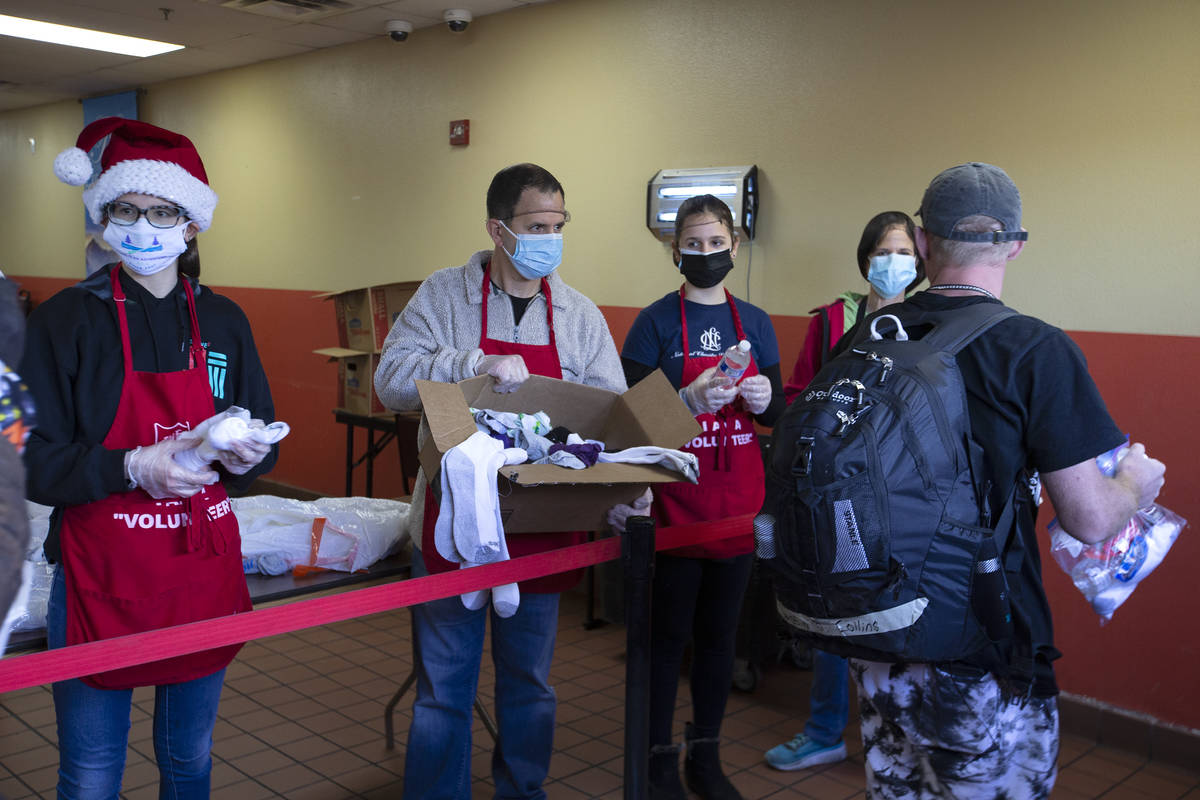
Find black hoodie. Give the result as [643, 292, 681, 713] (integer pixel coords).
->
[20, 264, 277, 561]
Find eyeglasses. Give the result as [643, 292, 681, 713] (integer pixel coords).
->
[104, 201, 188, 229]
[501, 209, 571, 224]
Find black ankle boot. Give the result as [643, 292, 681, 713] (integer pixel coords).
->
[684, 722, 743, 800]
[649, 743, 686, 800]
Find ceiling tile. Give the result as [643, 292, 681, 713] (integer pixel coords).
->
[316, 5, 440, 34]
[86, 47, 240, 86]
[0, 37, 137, 82]
[192, 34, 314, 61]
[255, 21, 368, 48]
[0, 0, 561, 111]
[0, 87, 74, 111]
[381, 0, 508, 20]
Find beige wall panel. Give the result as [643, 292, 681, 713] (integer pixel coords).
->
[1, 0, 1196, 334]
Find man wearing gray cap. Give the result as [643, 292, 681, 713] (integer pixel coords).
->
[847, 163, 1166, 798]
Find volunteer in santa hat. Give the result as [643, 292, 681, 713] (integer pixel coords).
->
[20, 116, 278, 798]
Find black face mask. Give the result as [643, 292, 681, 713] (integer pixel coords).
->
[677, 249, 734, 289]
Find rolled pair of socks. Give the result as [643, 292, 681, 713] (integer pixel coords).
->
[434, 431, 527, 617]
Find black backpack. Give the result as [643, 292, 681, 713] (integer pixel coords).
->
[757, 302, 1022, 665]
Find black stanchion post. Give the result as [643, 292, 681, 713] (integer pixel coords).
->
[622, 515, 655, 800]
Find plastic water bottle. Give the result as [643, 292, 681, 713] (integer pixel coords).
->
[970, 538, 1013, 641]
[243, 553, 289, 576]
[712, 340, 752, 387]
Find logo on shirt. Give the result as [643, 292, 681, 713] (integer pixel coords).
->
[207, 350, 228, 400]
[699, 327, 722, 352]
[153, 421, 191, 443]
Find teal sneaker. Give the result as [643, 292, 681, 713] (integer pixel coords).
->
[764, 733, 847, 771]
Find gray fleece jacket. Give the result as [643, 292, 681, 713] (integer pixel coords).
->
[374, 250, 626, 545]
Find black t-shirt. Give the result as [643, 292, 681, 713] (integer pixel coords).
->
[874, 292, 1125, 694]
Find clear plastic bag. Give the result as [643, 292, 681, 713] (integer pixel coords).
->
[232, 495, 411, 575]
[1050, 505, 1185, 623]
[6, 560, 54, 634]
[1048, 437, 1185, 622]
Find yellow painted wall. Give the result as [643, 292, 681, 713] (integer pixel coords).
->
[1, 0, 1197, 335]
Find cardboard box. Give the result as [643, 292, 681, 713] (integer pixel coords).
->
[314, 347, 385, 416]
[316, 281, 421, 353]
[415, 370, 701, 533]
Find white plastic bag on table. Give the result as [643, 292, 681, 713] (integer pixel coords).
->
[232, 495, 410, 575]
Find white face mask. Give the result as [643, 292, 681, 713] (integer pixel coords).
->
[102, 218, 190, 276]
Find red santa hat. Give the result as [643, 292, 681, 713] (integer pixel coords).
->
[53, 117, 218, 231]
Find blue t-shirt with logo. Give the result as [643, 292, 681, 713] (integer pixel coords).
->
[622, 291, 780, 390]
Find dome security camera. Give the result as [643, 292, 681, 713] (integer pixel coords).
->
[443, 9, 472, 33]
[386, 20, 412, 42]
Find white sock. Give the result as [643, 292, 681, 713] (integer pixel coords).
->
[459, 564, 490, 611]
[489, 509, 520, 617]
[433, 448, 462, 564]
[451, 433, 503, 564]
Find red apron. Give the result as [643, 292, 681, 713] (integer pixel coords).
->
[653, 288, 764, 559]
[421, 263, 585, 593]
[58, 267, 251, 689]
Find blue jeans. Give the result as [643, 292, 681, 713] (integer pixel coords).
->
[805, 649, 850, 746]
[404, 548, 560, 800]
[48, 567, 226, 800]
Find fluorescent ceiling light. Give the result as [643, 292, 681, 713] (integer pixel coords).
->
[658, 184, 739, 198]
[0, 14, 184, 57]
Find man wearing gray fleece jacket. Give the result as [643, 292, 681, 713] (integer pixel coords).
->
[374, 163, 634, 799]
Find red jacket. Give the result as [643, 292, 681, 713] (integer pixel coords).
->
[783, 291, 865, 403]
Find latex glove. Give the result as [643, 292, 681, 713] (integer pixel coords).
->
[681, 366, 738, 416]
[218, 436, 272, 475]
[476, 354, 530, 393]
[738, 374, 772, 415]
[606, 487, 653, 533]
[126, 438, 219, 499]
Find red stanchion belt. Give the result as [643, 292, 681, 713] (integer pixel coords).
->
[0, 514, 754, 694]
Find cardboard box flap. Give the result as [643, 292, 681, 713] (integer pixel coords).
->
[313, 281, 421, 300]
[415, 379, 479, 454]
[499, 461, 685, 486]
[457, 375, 618, 439]
[314, 346, 368, 359]
[603, 369, 700, 450]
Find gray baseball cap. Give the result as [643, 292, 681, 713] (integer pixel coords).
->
[917, 162, 1029, 243]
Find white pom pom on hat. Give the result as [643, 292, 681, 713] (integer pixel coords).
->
[53, 147, 94, 186]
[54, 117, 218, 231]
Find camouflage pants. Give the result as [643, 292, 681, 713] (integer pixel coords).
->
[850, 660, 1058, 800]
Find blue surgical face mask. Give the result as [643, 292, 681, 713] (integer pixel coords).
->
[867, 253, 918, 299]
[499, 220, 563, 280]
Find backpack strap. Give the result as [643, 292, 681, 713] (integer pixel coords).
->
[816, 305, 833, 368]
[918, 302, 1019, 354]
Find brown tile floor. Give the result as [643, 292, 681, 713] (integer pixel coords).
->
[1, 589, 1198, 799]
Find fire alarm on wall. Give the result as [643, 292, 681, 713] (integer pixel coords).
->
[449, 119, 469, 146]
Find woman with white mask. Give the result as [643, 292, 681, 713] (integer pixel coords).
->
[22, 117, 278, 799]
